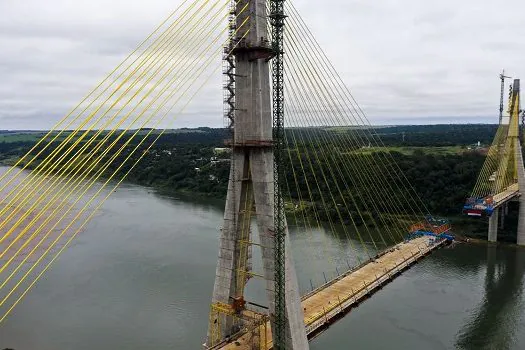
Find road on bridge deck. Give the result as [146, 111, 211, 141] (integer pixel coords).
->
[218, 236, 446, 349]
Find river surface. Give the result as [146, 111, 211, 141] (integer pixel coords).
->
[1, 170, 525, 349]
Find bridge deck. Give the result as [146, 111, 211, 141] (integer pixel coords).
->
[493, 183, 519, 208]
[216, 236, 448, 349]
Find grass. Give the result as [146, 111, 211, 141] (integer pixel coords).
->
[0, 128, 209, 144]
[0, 130, 471, 158]
[0, 132, 47, 143]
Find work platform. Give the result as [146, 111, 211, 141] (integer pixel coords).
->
[212, 236, 450, 349]
[463, 183, 519, 217]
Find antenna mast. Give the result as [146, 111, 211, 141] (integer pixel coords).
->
[500, 69, 511, 124]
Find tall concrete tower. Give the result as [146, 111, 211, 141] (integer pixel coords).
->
[488, 79, 525, 245]
[206, 0, 308, 349]
[512, 80, 525, 245]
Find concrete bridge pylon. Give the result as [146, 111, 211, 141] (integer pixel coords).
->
[206, 0, 309, 349]
[515, 135, 525, 245]
[489, 79, 525, 245]
[511, 79, 525, 245]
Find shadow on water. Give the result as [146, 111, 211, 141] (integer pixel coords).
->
[456, 245, 525, 349]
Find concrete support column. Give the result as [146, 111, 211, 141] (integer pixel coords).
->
[488, 208, 499, 243]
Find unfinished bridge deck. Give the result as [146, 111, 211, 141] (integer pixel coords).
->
[215, 236, 449, 349]
[493, 183, 519, 208]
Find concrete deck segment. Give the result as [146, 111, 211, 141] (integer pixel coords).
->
[216, 236, 447, 349]
[492, 183, 519, 208]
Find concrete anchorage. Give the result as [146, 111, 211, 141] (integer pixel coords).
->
[207, 0, 308, 348]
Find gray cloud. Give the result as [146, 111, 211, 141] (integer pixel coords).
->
[0, 0, 524, 130]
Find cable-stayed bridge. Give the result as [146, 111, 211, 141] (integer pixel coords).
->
[463, 77, 525, 244]
[0, 0, 498, 349]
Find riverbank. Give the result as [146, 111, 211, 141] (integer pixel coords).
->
[0, 158, 502, 244]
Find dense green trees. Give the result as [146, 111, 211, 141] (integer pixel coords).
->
[107, 126, 487, 217]
[375, 124, 497, 146]
[0, 125, 491, 216]
[395, 151, 482, 215]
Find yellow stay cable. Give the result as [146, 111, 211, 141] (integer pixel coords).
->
[0, 0, 193, 190]
[473, 133, 499, 195]
[284, 110, 373, 257]
[286, 11, 421, 239]
[287, 2, 430, 220]
[493, 134, 512, 194]
[0, 3, 246, 272]
[285, 88, 399, 246]
[496, 125, 513, 192]
[0, 0, 224, 245]
[283, 133, 341, 268]
[0, 0, 213, 235]
[283, 51, 402, 245]
[0, 4, 250, 281]
[285, 130, 352, 266]
[285, 90, 379, 254]
[1, 18, 237, 287]
[0, 14, 235, 277]
[480, 135, 505, 196]
[286, 14, 423, 233]
[284, 124, 366, 266]
[283, 34, 402, 245]
[0, 0, 198, 200]
[0, 26, 252, 324]
[472, 124, 505, 197]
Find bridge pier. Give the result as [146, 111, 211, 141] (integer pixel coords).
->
[488, 208, 499, 243]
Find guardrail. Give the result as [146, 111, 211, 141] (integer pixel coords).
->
[303, 238, 449, 337]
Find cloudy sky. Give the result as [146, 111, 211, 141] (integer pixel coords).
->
[0, 0, 524, 129]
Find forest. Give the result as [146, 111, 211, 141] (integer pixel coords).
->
[0, 124, 505, 240]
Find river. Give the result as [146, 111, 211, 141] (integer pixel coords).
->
[1, 172, 525, 349]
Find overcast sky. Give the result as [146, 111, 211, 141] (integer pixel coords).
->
[0, 0, 524, 130]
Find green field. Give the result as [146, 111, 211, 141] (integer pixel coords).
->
[348, 145, 465, 156]
[0, 128, 215, 144]
[0, 132, 49, 143]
